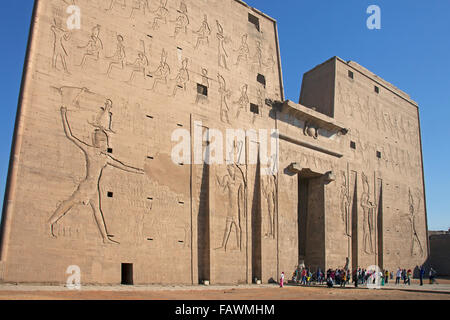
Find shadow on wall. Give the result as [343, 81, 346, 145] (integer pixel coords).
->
[417, 233, 450, 278]
[413, 262, 438, 280]
[413, 265, 421, 279]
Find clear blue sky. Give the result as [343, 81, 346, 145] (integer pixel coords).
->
[0, 0, 448, 230]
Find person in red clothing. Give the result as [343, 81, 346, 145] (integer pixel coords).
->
[300, 268, 307, 285]
[406, 269, 412, 285]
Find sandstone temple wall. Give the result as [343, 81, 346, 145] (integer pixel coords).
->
[0, 0, 428, 285]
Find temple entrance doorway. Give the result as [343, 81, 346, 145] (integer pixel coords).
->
[297, 168, 325, 270]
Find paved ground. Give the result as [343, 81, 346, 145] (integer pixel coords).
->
[0, 279, 449, 300]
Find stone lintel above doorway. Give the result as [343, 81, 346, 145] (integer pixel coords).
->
[287, 163, 336, 182]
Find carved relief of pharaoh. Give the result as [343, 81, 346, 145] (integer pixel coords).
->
[171, 1, 189, 38]
[340, 171, 352, 237]
[393, 114, 402, 139]
[151, 0, 169, 30]
[359, 96, 370, 125]
[106, 34, 126, 78]
[235, 34, 250, 66]
[251, 88, 264, 124]
[129, 0, 150, 19]
[264, 47, 276, 73]
[89, 98, 116, 142]
[234, 84, 249, 119]
[149, 49, 171, 91]
[262, 174, 276, 239]
[172, 58, 190, 96]
[77, 24, 103, 68]
[51, 18, 71, 74]
[126, 40, 149, 84]
[217, 73, 231, 124]
[253, 40, 263, 70]
[215, 163, 246, 252]
[382, 111, 394, 137]
[408, 189, 424, 257]
[370, 101, 382, 132]
[398, 115, 408, 142]
[194, 15, 211, 49]
[361, 173, 377, 255]
[257, 87, 265, 116]
[216, 20, 229, 70]
[49, 106, 145, 245]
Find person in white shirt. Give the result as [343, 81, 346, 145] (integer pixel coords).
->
[396, 268, 402, 285]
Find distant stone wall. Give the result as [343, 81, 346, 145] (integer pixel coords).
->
[428, 234, 450, 277]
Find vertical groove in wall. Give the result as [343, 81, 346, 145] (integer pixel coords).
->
[198, 132, 210, 284]
[351, 171, 358, 271]
[251, 148, 261, 282]
[377, 178, 383, 269]
[275, 114, 280, 281]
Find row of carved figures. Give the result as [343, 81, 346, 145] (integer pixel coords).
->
[349, 129, 422, 176]
[337, 81, 419, 147]
[339, 171, 424, 258]
[52, 0, 276, 77]
[50, 22, 273, 124]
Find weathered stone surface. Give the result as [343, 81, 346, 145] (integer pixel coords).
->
[0, 0, 427, 285]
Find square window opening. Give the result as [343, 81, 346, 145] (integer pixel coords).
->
[257, 74, 266, 88]
[248, 13, 260, 32]
[250, 103, 259, 114]
[197, 84, 208, 96]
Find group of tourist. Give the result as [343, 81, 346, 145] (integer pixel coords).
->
[352, 268, 382, 287]
[280, 265, 439, 288]
[393, 266, 438, 286]
[394, 268, 413, 285]
[289, 267, 352, 288]
[419, 266, 438, 285]
[326, 268, 350, 288]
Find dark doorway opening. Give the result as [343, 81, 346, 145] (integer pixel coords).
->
[297, 169, 324, 268]
[298, 177, 309, 262]
[121, 263, 133, 285]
